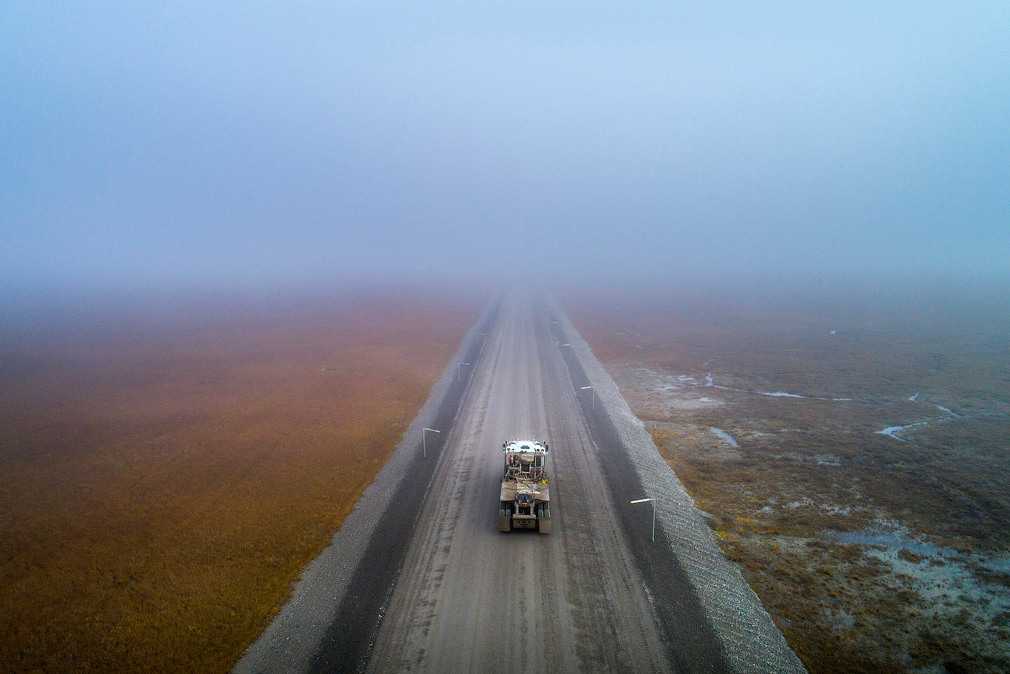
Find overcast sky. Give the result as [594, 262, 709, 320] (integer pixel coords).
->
[3, 2, 1008, 295]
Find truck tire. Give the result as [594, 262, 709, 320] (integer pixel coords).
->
[538, 504, 551, 534]
[498, 506, 512, 532]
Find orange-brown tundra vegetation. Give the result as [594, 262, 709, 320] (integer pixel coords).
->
[0, 287, 481, 672]
[564, 282, 1010, 673]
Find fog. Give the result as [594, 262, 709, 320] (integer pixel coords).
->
[3, 2, 1008, 298]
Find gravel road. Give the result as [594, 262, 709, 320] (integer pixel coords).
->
[236, 288, 803, 673]
[366, 289, 691, 672]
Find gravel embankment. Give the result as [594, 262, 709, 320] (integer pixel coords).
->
[548, 297, 807, 674]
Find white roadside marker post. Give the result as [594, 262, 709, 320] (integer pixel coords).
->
[580, 385, 595, 411]
[423, 427, 440, 458]
[631, 497, 656, 542]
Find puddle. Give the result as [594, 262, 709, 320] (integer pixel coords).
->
[709, 426, 739, 447]
[876, 404, 960, 440]
[829, 529, 949, 556]
[826, 523, 1010, 575]
[876, 421, 931, 440]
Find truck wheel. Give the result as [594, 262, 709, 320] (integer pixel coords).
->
[498, 506, 512, 532]
[538, 504, 551, 534]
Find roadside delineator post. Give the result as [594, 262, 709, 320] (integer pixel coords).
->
[580, 385, 595, 411]
[631, 497, 656, 542]
[423, 427, 440, 458]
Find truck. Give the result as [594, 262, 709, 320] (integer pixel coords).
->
[498, 439, 552, 533]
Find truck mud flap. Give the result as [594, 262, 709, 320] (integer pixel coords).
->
[537, 504, 552, 534]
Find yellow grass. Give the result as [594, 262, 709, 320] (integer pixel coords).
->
[0, 290, 479, 672]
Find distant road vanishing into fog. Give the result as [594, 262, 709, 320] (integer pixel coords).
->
[235, 289, 805, 673]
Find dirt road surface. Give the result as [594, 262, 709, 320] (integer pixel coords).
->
[238, 289, 800, 673]
[363, 290, 723, 672]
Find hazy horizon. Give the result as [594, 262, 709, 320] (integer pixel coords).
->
[4, 2, 1008, 297]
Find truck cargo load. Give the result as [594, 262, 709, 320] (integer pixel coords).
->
[498, 439, 551, 533]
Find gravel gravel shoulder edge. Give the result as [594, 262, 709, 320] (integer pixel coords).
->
[232, 296, 500, 674]
[549, 298, 807, 674]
